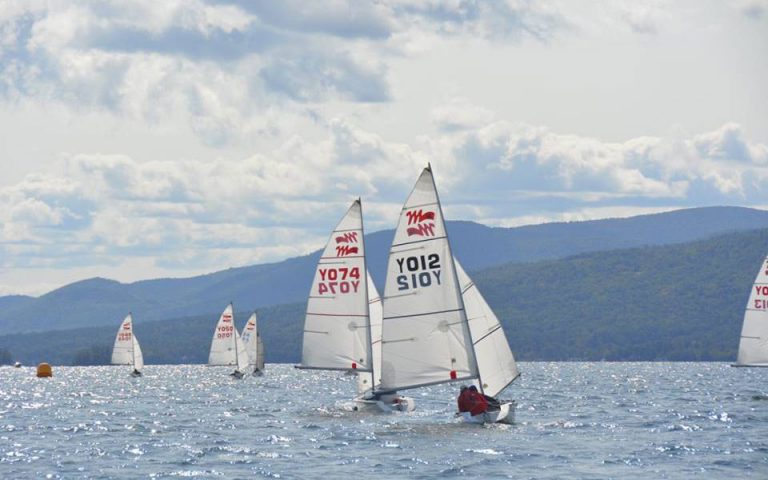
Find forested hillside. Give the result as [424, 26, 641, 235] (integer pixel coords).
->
[2, 227, 766, 364]
[2, 206, 768, 335]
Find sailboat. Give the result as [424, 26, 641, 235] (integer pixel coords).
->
[241, 311, 265, 376]
[733, 255, 768, 367]
[111, 313, 144, 377]
[208, 303, 249, 378]
[374, 165, 519, 423]
[297, 199, 414, 412]
[455, 259, 520, 423]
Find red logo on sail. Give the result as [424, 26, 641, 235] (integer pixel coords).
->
[406, 209, 436, 237]
[222, 314, 232, 323]
[123, 324, 131, 330]
[335, 232, 358, 244]
[336, 245, 359, 257]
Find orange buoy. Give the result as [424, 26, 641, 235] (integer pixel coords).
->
[36, 363, 52, 377]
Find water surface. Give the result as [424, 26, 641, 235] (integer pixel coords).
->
[1, 363, 766, 478]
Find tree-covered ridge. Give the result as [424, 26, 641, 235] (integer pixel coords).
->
[473, 228, 768, 361]
[3, 206, 768, 336]
[2, 227, 767, 364]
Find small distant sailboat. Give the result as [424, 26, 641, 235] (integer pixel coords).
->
[241, 311, 265, 376]
[111, 313, 143, 377]
[375, 165, 518, 423]
[297, 199, 414, 412]
[734, 255, 768, 367]
[208, 303, 249, 378]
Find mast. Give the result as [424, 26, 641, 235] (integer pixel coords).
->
[359, 198, 375, 386]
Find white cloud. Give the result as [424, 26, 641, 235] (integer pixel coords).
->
[2, 118, 766, 290]
[0, 1, 766, 295]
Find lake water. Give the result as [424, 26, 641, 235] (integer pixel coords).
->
[1, 362, 766, 479]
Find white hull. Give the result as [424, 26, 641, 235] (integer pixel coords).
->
[354, 394, 416, 413]
[461, 401, 516, 425]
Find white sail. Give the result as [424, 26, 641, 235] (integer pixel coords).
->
[378, 166, 478, 393]
[111, 314, 135, 365]
[241, 312, 260, 370]
[455, 259, 519, 397]
[256, 334, 265, 371]
[736, 256, 768, 366]
[209, 303, 248, 372]
[299, 200, 372, 372]
[132, 334, 144, 371]
[357, 273, 382, 394]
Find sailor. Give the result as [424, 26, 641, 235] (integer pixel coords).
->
[466, 385, 489, 416]
[457, 385, 472, 413]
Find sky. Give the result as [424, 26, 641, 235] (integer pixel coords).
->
[0, 0, 767, 296]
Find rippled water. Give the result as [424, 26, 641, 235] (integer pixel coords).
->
[1, 363, 766, 478]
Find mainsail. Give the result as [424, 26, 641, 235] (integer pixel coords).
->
[735, 255, 768, 366]
[299, 200, 373, 373]
[241, 312, 262, 371]
[455, 259, 519, 397]
[208, 303, 248, 373]
[378, 166, 478, 393]
[111, 313, 142, 372]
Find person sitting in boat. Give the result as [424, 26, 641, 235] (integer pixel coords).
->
[458, 385, 489, 416]
[457, 385, 472, 413]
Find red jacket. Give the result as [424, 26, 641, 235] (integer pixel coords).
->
[457, 390, 473, 412]
[468, 391, 488, 416]
[457, 389, 488, 416]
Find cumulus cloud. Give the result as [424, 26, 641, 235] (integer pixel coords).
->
[2, 118, 766, 285]
[0, 0, 569, 147]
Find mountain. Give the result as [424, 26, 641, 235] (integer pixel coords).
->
[0, 295, 33, 310]
[2, 227, 767, 364]
[1, 206, 767, 335]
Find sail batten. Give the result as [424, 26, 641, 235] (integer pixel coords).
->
[735, 256, 768, 366]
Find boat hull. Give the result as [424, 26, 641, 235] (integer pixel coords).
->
[354, 394, 416, 413]
[462, 401, 516, 425]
